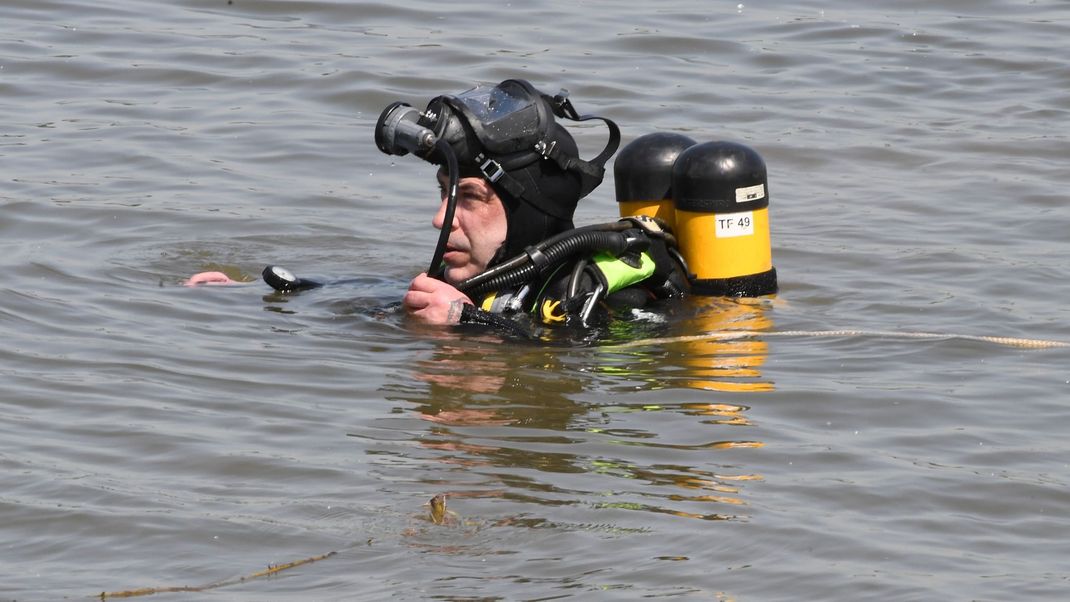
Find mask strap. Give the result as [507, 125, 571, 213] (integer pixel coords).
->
[475, 85, 623, 217]
[475, 151, 573, 221]
[475, 152, 528, 204]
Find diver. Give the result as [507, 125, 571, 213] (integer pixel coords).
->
[382, 79, 690, 334]
[187, 79, 777, 337]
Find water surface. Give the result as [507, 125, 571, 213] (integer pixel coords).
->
[3, 0, 1070, 599]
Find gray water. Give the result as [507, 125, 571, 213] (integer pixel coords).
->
[3, 0, 1070, 599]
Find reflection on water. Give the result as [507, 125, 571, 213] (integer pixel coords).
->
[365, 297, 773, 525]
[597, 296, 776, 393]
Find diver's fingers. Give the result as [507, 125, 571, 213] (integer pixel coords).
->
[409, 272, 449, 293]
[404, 273, 473, 325]
[402, 289, 432, 311]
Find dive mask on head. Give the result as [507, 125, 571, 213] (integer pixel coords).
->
[375, 79, 620, 205]
[429, 80, 553, 159]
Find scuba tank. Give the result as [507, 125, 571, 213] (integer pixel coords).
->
[615, 134, 777, 297]
[614, 132, 696, 231]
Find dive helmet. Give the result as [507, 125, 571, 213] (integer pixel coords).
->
[375, 79, 620, 260]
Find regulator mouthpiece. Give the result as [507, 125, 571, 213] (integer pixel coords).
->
[374, 102, 437, 156]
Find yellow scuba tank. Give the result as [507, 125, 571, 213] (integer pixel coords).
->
[615, 134, 777, 297]
[673, 140, 776, 296]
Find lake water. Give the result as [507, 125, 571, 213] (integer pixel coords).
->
[3, 0, 1070, 599]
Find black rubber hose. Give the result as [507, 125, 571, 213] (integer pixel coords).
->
[427, 138, 459, 279]
[458, 228, 633, 298]
[456, 221, 630, 294]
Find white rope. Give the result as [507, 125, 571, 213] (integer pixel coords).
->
[609, 329, 1070, 350]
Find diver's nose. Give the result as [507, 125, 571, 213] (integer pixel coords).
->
[432, 196, 454, 231]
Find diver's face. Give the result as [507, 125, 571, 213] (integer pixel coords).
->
[434, 171, 507, 285]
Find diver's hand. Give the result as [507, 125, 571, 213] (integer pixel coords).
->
[185, 271, 239, 286]
[403, 272, 473, 325]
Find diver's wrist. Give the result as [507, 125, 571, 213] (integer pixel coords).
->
[449, 299, 473, 325]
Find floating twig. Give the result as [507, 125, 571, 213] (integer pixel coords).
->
[99, 551, 337, 599]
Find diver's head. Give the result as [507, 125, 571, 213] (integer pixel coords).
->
[377, 79, 619, 265]
[450, 121, 584, 263]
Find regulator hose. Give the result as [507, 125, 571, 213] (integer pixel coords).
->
[457, 222, 640, 298]
[459, 223, 619, 289]
[427, 138, 460, 279]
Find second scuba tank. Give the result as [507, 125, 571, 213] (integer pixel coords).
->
[672, 141, 777, 296]
[614, 132, 696, 230]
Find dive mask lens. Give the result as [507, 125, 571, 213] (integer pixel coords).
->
[452, 83, 533, 125]
[443, 80, 546, 154]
